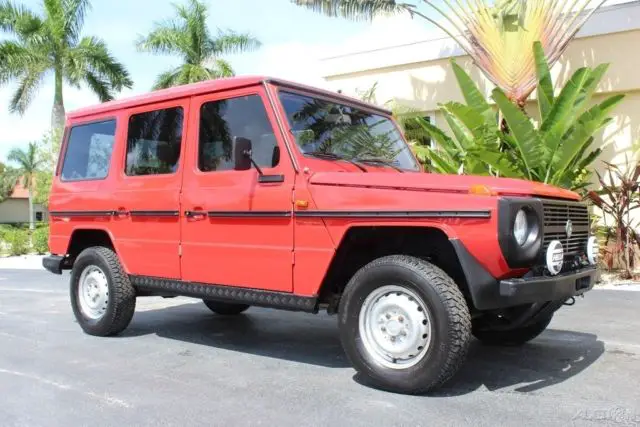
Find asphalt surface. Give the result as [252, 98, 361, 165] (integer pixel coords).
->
[0, 269, 639, 427]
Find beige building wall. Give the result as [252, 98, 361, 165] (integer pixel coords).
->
[0, 199, 48, 224]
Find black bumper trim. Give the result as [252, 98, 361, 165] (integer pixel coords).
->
[450, 238, 596, 310]
[43, 255, 65, 275]
[499, 266, 596, 306]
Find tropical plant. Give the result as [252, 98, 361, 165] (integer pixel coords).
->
[411, 42, 623, 190]
[31, 225, 49, 254]
[293, 0, 605, 106]
[33, 129, 63, 207]
[0, 0, 133, 130]
[5, 228, 28, 255]
[588, 158, 640, 279]
[137, 0, 261, 90]
[7, 142, 46, 229]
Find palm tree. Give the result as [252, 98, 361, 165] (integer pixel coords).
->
[0, 163, 18, 203]
[293, 0, 606, 106]
[8, 143, 46, 230]
[0, 0, 133, 130]
[137, 0, 261, 90]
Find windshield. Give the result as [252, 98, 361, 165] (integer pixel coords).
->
[278, 91, 419, 171]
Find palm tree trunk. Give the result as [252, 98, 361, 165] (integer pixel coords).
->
[28, 188, 34, 231]
[51, 68, 66, 131]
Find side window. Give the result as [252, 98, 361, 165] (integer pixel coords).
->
[198, 95, 278, 172]
[61, 120, 116, 181]
[126, 106, 183, 176]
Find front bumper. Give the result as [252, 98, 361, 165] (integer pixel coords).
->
[499, 266, 596, 306]
[451, 239, 597, 310]
[43, 255, 64, 275]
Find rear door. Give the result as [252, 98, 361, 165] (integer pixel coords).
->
[109, 100, 187, 279]
[180, 86, 295, 291]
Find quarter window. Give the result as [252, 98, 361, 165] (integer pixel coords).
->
[61, 120, 117, 181]
[198, 95, 278, 172]
[126, 107, 184, 176]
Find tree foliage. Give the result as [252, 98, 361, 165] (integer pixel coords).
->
[411, 42, 623, 191]
[0, 0, 133, 129]
[137, 0, 261, 90]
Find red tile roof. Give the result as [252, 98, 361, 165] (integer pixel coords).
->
[9, 177, 29, 199]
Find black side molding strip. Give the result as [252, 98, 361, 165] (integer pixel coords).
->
[208, 211, 292, 218]
[50, 210, 115, 217]
[130, 210, 180, 217]
[130, 276, 318, 313]
[295, 210, 491, 219]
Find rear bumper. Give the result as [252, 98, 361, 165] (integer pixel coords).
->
[450, 239, 596, 310]
[43, 255, 64, 275]
[499, 266, 596, 306]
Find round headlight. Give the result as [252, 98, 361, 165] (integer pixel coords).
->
[587, 236, 599, 265]
[513, 209, 528, 245]
[546, 240, 564, 275]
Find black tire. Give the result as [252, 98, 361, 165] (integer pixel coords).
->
[202, 300, 250, 315]
[338, 255, 471, 394]
[472, 315, 553, 346]
[70, 247, 136, 337]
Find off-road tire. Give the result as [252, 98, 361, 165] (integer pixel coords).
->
[338, 255, 471, 394]
[472, 315, 553, 346]
[202, 300, 250, 315]
[70, 246, 136, 336]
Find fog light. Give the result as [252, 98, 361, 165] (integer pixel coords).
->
[546, 240, 564, 275]
[587, 236, 599, 265]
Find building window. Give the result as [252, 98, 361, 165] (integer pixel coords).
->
[61, 120, 117, 181]
[126, 107, 184, 176]
[35, 212, 43, 221]
[198, 95, 278, 172]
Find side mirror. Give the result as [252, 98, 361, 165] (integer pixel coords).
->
[233, 137, 253, 171]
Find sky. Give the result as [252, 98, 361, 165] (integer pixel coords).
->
[0, 0, 377, 161]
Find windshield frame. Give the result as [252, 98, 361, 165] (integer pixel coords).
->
[271, 84, 421, 173]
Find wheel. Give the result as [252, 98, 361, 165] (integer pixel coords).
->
[70, 247, 136, 337]
[338, 255, 471, 394]
[472, 315, 553, 346]
[202, 299, 250, 315]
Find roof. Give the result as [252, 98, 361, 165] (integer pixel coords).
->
[9, 178, 28, 199]
[67, 75, 391, 121]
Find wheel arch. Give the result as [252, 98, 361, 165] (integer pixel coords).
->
[316, 225, 471, 312]
[64, 227, 127, 272]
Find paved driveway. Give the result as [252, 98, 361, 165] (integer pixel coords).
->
[0, 269, 639, 426]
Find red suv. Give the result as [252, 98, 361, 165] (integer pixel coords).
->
[44, 76, 599, 394]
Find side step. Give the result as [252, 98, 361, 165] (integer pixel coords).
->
[130, 276, 318, 313]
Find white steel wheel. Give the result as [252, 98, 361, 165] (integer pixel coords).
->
[77, 265, 110, 320]
[358, 285, 432, 369]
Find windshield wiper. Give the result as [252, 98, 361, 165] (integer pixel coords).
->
[305, 152, 368, 173]
[355, 157, 405, 173]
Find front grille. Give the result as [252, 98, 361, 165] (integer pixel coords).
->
[542, 200, 590, 256]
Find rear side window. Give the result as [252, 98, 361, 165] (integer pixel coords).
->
[61, 120, 117, 181]
[126, 107, 184, 176]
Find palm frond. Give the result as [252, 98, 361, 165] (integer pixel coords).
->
[0, 1, 42, 37]
[292, 0, 414, 21]
[136, 21, 188, 57]
[67, 36, 133, 96]
[9, 62, 47, 114]
[152, 66, 183, 90]
[211, 30, 261, 55]
[62, 0, 90, 44]
[207, 58, 234, 78]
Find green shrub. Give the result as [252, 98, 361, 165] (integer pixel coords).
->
[6, 229, 29, 256]
[31, 226, 49, 254]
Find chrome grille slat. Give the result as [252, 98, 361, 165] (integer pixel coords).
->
[542, 201, 589, 256]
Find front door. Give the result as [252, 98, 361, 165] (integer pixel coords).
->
[180, 87, 295, 291]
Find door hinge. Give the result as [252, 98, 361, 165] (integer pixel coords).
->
[291, 252, 295, 265]
[178, 244, 182, 257]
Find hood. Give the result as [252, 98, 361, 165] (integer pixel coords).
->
[308, 172, 580, 201]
